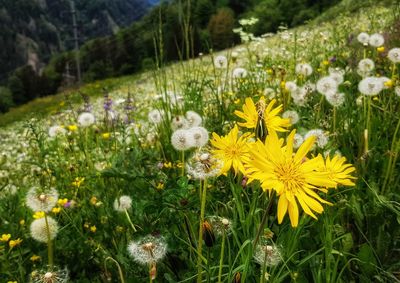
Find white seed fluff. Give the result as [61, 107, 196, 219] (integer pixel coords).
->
[30, 216, 59, 243]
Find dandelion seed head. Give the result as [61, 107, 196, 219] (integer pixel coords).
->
[186, 151, 222, 180]
[357, 32, 369, 44]
[26, 187, 59, 213]
[188, 126, 209, 148]
[316, 76, 338, 96]
[282, 110, 300, 124]
[185, 111, 202, 127]
[357, 58, 375, 75]
[368, 33, 384, 47]
[388, 48, 400, 63]
[285, 81, 298, 93]
[30, 266, 69, 283]
[171, 116, 188, 131]
[253, 242, 281, 267]
[171, 129, 194, 151]
[208, 216, 232, 236]
[232, 67, 248, 78]
[304, 129, 328, 148]
[113, 195, 132, 212]
[214, 55, 228, 68]
[295, 63, 313, 76]
[293, 133, 304, 149]
[127, 235, 167, 265]
[30, 216, 59, 243]
[358, 77, 383, 96]
[148, 109, 164, 124]
[326, 92, 345, 107]
[78, 112, 95, 127]
[48, 126, 66, 138]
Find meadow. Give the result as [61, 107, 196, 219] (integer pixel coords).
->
[1, 2, 400, 282]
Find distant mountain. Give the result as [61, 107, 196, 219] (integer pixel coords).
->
[0, 0, 158, 80]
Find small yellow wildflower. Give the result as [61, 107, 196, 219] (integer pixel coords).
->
[57, 198, 68, 206]
[280, 81, 286, 89]
[72, 177, 84, 187]
[384, 80, 393, 88]
[163, 162, 172, 168]
[90, 196, 98, 205]
[234, 99, 241, 104]
[116, 226, 124, 233]
[9, 238, 23, 248]
[322, 60, 330, 66]
[67, 125, 78, 131]
[84, 222, 90, 229]
[156, 182, 165, 190]
[90, 225, 97, 233]
[52, 207, 61, 214]
[7, 281, 17, 283]
[377, 46, 385, 53]
[102, 132, 111, 139]
[0, 234, 11, 242]
[30, 255, 41, 262]
[19, 219, 25, 226]
[33, 211, 45, 219]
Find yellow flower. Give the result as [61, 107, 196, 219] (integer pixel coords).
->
[9, 238, 23, 248]
[318, 155, 356, 187]
[0, 234, 11, 242]
[156, 182, 165, 190]
[211, 125, 252, 175]
[384, 80, 393, 88]
[102, 132, 110, 139]
[52, 207, 61, 214]
[245, 130, 355, 227]
[33, 211, 45, 219]
[163, 162, 172, 169]
[377, 46, 385, 52]
[57, 198, 68, 206]
[90, 225, 97, 233]
[67, 125, 78, 131]
[322, 60, 330, 66]
[90, 196, 98, 205]
[19, 219, 25, 226]
[234, 97, 291, 133]
[30, 255, 41, 262]
[7, 281, 17, 283]
[72, 177, 84, 187]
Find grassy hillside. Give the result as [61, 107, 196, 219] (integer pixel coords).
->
[1, 2, 400, 282]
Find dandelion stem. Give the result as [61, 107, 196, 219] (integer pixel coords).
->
[181, 150, 185, 177]
[44, 213, 54, 268]
[382, 115, 400, 194]
[253, 191, 275, 250]
[104, 257, 126, 283]
[217, 231, 226, 283]
[124, 209, 137, 232]
[197, 178, 208, 283]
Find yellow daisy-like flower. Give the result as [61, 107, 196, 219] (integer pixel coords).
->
[0, 234, 11, 242]
[245, 130, 355, 227]
[318, 155, 356, 187]
[234, 97, 291, 133]
[211, 125, 252, 175]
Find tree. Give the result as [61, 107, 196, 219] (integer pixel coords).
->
[0, 86, 14, 113]
[207, 8, 235, 50]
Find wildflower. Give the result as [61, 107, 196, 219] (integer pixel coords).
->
[326, 92, 345, 107]
[72, 177, 84, 187]
[329, 68, 345, 85]
[316, 76, 338, 96]
[395, 86, 400, 97]
[253, 241, 281, 267]
[210, 125, 252, 175]
[282, 110, 300, 124]
[380, 77, 393, 89]
[234, 97, 291, 133]
[185, 111, 203, 127]
[388, 48, 400, 63]
[33, 211, 45, 219]
[232, 67, 248, 78]
[148, 109, 164, 124]
[368, 33, 384, 47]
[90, 225, 97, 233]
[113, 195, 132, 212]
[26, 187, 59, 213]
[186, 151, 222, 180]
[48, 126, 66, 138]
[171, 129, 194, 151]
[318, 154, 356, 187]
[127, 234, 167, 265]
[285, 81, 298, 93]
[377, 46, 385, 53]
[358, 77, 383, 96]
[51, 207, 61, 214]
[304, 129, 328, 148]
[19, 219, 25, 226]
[156, 182, 164, 190]
[295, 63, 313, 76]
[188, 126, 209, 148]
[30, 217, 59, 243]
[57, 198, 68, 206]
[0, 234, 11, 242]
[214, 55, 228, 68]
[293, 133, 304, 149]
[78, 112, 95, 127]
[9, 238, 23, 248]
[245, 130, 354, 227]
[30, 266, 69, 283]
[202, 220, 216, 247]
[67, 125, 78, 132]
[357, 32, 369, 44]
[30, 255, 41, 262]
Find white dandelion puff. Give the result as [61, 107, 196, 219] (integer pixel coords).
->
[293, 133, 304, 149]
[282, 110, 300, 124]
[171, 116, 188, 131]
[358, 77, 383, 96]
[127, 235, 167, 265]
[326, 92, 345, 107]
[232, 67, 248, 78]
[214, 55, 228, 69]
[304, 129, 328, 148]
[285, 81, 298, 93]
[30, 216, 59, 243]
[78, 112, 95, 127]
[316, 76, 338, 96]
[148, 109, 164, 124]
[30, 266, 69, 283]
[26, 187, 59, 213]
[388, 48, 400, 63]
[357, 32, 369, 44]
[295, 63, 313, 76]
[48, 126, 66, 138]
[113, 195, 132, 212]
[253, 242, 281, 267]
[368, 33, 384, 47]
[188, 126, 209, 148]
[171, 129, 194, 151]
[185, 111, 203, 127]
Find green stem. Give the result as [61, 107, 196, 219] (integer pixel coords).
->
[124, 209, 137, 232]
[382, 115, 400, 194]
[253, 191, 275, 250]
[44, 214, 54, 268]
[181, 150, 185, 177]
[217, 231, 226, 283]
[332, 107, 337, 134]
[197, 178, 208, 283]
[104, 257, 126, 283]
